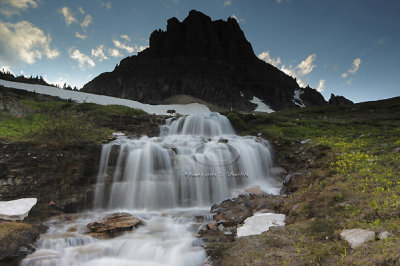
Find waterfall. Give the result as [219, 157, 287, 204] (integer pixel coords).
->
[22, 112, 280, 266]
[94, 112, 278, 210]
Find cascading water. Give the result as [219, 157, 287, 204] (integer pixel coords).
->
[22, 112, 280, 266]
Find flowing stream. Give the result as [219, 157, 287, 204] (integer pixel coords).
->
[22, 113, 280, 266]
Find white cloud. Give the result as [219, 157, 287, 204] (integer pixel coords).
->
[59, 6, 77, 26]
[224, 0, 232, 7]
[81, 14, 92, 28]
[138, 45, 148, 52]
[296, 54, 316, 76]
[258, 51, 281, 67]
[75, 32, 87, 40]
[92, 45, 108, 62]
[69, 48, 95, 69]
[78, 7, 85, 14]
[113, 39, 134, 53]
[0, 0, 38, 16]
[0, 20, 59, 64]
[316, 79, 325, 92]
[277, 0, 282, 3]
[348, 58, 361, 74]
[108, 48, 122, 57]
[232, 14, 244, 23]
[101, 1, 112, 9]
[258, 51, 317, 88]
[120, 35, 130, 42]
[341, 58, 361, 78]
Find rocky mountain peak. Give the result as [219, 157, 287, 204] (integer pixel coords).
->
[82, 10, 327, 111]
[147, 10, 256, 61]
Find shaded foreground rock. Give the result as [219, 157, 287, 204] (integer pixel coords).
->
[87, 213, 142, 238]
[199, 194, 286, 261]
[0, 221, 45, 266]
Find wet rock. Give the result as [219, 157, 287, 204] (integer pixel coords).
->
[340, 229, 375, 248]
[218, 138, 229, 144]
[87, 213, 142, 238]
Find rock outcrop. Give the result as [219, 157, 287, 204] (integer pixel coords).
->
[82, 10, 327, 111]
[328, 93, 354, 105]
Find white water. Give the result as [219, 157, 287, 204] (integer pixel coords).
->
[22, 112, 279, 266]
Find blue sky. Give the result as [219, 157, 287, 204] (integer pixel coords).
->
[0, 0, 399, 103]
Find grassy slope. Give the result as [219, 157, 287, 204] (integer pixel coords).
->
[0, 86, 145, 146]
[223, 98, 400, 265]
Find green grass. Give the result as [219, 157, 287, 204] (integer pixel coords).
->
[0, 92, 145, 146]
[223, 98, 400, 264]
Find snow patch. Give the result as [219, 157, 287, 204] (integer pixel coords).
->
[0, 198, 37, 221]
[237, 213, 285, 237]
[293, 89, 305, 107]
[250, 96, 274, 113]
[240, 91, 244, 98]
[0, 79, 211, 116]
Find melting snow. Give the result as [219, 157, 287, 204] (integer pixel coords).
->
[237, 212, 286, 237]
[0, 79, 211, 116]
[293, 89, 305, 107]
[0, 198, 37, 221]
[250, 96, 275, 113]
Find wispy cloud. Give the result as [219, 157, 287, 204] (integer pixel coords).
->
[120, 35, 130, 42]
[81, 14, 92, 28]
[75, 32, 87, 40]
[341, 58, 361, 78]
[101, 1, 112, 9]
[113, 40, 134, 53]
[232, 14, 244, 23]
[91, 45, 108, 61]
[59, 6, 77, 26]
[108, 48, 122, 58]
[224, 0, 232, 7]
[0, 0, 38, 17]
[69, 48, 95, 69]
[0, 20, 59, 64]
[258, 51, 281, 67]
[259, 51, 317, 88]
[316, 79, 325, 92]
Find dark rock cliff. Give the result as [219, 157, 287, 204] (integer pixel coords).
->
[82, 10, 327, 111]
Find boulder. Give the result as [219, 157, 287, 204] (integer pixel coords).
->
[0, 198, 37, 221]
[340, 229, 375, 248]
[236, 213, 286, 238]
[87, 212, 142, 238]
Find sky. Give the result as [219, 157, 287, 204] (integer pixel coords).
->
[0, 0, 399, 103]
